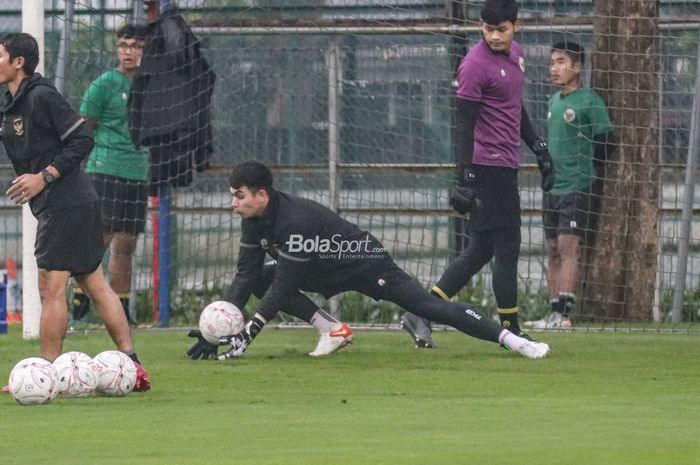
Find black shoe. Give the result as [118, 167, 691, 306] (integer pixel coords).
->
[400, 313, 436, 349]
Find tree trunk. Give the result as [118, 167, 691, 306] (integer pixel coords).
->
[583, 0, 660, 321]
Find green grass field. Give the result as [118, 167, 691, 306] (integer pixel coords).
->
[1, 326, 698, 465]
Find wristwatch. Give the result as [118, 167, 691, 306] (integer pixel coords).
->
[41, 168, 56, 184]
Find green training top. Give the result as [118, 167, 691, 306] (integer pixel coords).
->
[547, 86, 612, 195]
[80, 70, 149, 181]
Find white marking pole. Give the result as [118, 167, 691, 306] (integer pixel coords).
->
[21, 0, 45, 340]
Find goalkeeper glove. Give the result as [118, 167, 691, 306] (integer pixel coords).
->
[533, 140, 555, 192]
[449, 167, 478, 215]
[133, 362, 152, 392]
[217, 332, 251, 360]
[186, 329, 219, 360]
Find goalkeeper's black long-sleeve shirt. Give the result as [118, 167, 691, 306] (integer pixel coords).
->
[227, 190, 390, 313]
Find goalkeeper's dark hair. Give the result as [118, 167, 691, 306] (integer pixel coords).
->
[117, 23, 147, 40]
[552, 41, 585, 66]
[0, 33, 39, 75]
[229, 161, 274, 193]
[481, 0, 518, 25]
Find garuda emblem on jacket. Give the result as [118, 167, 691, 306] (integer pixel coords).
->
[13, 117, 24, 136]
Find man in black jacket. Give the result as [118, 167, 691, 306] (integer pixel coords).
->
[187, 161, 550, 361]
[0, 33, 150, 391]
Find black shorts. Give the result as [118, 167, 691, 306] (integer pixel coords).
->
[35, 202, 105, 276]
[469, 165, 521, 232]
[91, 173, 148, 234]
[543, 188, 597, 240]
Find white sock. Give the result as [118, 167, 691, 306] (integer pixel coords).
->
[309, 309, 340, 333]
[498, 330, 530, 352]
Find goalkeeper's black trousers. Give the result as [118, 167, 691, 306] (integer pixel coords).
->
[252, 260, 506, 344]
[384, 271, 504, 343]
[434, 226, 520, 309]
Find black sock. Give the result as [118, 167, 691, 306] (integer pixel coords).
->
[127, 352, 141, 364]
[430, 286, 450, 301]
[119, 296, 136, 325]
[71, 291, 91, 320]
[559, 294, 576, 318]
[498, 309, 521, 335]
[550, 299, 560, 314]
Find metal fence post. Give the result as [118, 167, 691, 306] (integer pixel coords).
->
[53, 0, 74, 95]
[671, 27, 700, 323]
[133, 0, 144, 21]
[327, 40, 342, 319]
[653, 55, 665, 322]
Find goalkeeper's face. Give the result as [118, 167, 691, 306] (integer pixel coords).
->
[481, 20, 520, 53]
[230, 186, 269, 218]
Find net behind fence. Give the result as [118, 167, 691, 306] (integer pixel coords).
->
[0, 0, 699, 329]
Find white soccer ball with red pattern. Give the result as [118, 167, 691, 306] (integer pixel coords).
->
[8, 357, 59, 406]
[92, 350, 137, 397]
[199, 301, 245, 344]
[53, 351, 98, 398]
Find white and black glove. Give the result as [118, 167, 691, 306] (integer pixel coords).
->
[186, 329, 219, 360]
[217, 332, 250, 360]
[187, 329, 240, 360]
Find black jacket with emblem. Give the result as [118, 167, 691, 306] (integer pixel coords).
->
[127, 12, 215, 192]
[1, 73, 95, 215]
[227, 190, 392, 311]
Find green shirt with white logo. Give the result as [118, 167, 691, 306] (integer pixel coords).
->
[80, 70, 149, 181]
[547, 87, 612, 194]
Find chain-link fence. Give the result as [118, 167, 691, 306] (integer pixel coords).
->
[1, 1, 699, 327]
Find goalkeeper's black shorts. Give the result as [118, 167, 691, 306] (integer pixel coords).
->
[467, 165, 521, 232]
[35, 201, 105, 276]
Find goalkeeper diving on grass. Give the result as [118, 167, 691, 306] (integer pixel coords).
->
[186, 161, 551, 361]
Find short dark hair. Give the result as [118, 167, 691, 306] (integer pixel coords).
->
[552, 41, 585, 66]
[117, 23, 147, 41]
[0, 33, 39, 75]
[481, 0, 518, 25]
[229, 161, 274, 192]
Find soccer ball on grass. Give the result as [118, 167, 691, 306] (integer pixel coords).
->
[92, 350, 137, 396]
[8, 357, 59, 406]
[53, 351, 98, 398]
